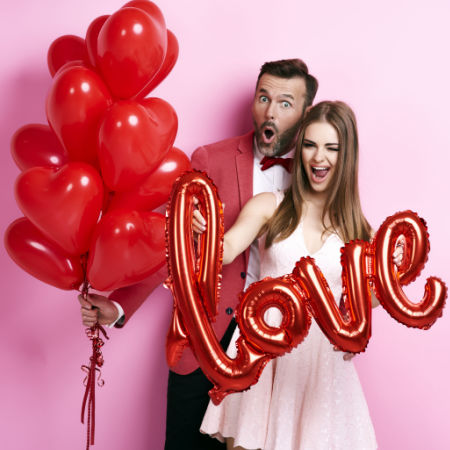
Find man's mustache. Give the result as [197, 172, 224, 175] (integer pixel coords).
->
[259, 121, 279, 133]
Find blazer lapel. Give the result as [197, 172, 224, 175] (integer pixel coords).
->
[235, 131, 254, 268]
[235, 131, 254, 209]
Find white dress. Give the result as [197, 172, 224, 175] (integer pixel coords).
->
[200, 194, 377, 450]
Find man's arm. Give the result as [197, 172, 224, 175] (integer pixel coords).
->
[109, 265, 168, 327]
[78, 265, 168, 327]
[190, 145, 209, 173]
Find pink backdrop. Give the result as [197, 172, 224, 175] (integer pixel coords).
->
[1, 1, 449, 449]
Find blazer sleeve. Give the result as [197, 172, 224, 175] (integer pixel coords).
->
[190, 145, 209, 173]
[109, 264, 168, 327]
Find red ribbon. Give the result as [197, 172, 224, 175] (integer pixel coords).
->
[79, 277, 108, 450]
[81, 324, 108, 449]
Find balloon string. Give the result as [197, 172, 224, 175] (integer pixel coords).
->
[80, 281, 109, 449]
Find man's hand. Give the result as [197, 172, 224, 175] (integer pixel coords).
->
[78, 293, 120, 327]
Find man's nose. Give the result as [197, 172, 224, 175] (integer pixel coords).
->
[264, 102, 276, 120]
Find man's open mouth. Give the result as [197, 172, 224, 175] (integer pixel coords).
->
[262, 127, 276, 144]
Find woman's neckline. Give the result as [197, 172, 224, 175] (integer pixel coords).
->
[298, 221, 338, 256]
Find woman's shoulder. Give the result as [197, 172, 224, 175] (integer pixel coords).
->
[253, 191, 277, 202]
[254, 190, 286, 205]
[245, 192, 278, 219]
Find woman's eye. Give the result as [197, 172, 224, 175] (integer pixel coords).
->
[328, 147, 340, 152]
[303, 142, 314, 148]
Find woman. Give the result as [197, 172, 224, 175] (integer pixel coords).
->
[196, 101, 398, 450]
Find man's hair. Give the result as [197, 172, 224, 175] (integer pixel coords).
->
[257, 59, 318, 109]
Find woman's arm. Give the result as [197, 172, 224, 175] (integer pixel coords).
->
[193, 192, 277, 265]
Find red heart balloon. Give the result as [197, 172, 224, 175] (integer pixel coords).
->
[4, 218, 84, 290]
[109, 147, 190, 211]
[10, 124, 68, 171]
[96, 7, 167, 99]
[47, 35, 89, 77]
[98, 99, 176, 191]
[85, 15, 109, 68]
[120, 2, 175, 97]
[122, 0, 165, 30]
[87, 210, 166, 291]
[139, 29, 179, 96]
[53, 60, 90, 77]
[140, 96, 178, 149]
[46, 65, 113, 167]
[15, 163, 104, 255]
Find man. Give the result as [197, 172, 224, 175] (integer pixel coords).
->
[79, 59, 318, 449]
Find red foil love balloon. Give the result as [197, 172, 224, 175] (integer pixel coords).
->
[166, 171, 447, 403]
[166, 171, 270, 405]
[294, 241, 373, 353]
[371, 211, 446, 329]
[236, 275, 311, 356]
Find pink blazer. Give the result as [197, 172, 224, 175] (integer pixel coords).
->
[110, 131, 255, 375]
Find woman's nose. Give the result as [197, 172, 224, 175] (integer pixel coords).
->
[312, 147, 325, 162]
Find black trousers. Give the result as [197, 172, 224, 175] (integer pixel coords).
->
[164, 318, 237, 450]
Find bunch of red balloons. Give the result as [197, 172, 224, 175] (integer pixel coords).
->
[5, 1, 191, 293]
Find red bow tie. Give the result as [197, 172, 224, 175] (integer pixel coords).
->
[260, 156, 293, 173]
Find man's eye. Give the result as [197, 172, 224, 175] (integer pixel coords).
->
[260, 96, 269, 103]
[281, 101, 291, 108]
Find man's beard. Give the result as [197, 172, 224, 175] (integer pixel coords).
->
[253, 118, 302, 157]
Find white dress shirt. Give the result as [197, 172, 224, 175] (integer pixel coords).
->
[244, 140, 293, 289]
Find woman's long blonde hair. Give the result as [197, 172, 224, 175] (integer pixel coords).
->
[264, 100, 371, 248]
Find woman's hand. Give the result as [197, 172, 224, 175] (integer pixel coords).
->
[393, 235, 405, 267]
[333, 346, 355, 361]
[192, 196, 207, 236]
